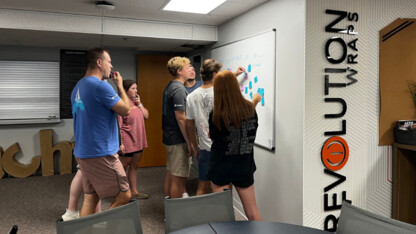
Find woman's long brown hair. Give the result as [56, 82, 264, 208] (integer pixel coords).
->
[212, 70, 255, 131]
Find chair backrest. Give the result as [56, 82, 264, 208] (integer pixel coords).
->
[164, 190, 235, 233]
[337, 201, 416, 234]
[56, 201, 142, 234]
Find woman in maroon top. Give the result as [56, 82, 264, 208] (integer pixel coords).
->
[118, 80, 149, 199]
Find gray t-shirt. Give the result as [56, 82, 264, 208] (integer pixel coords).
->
[162, 80, 188, 145]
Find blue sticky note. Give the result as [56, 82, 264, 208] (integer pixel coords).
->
[261, 97, 265, 106]
[257, 88, 264, 96]
[245, 87, 248, 94]
[250, 92, 253, 99]
[248, 64, 251, 72]
[249, 81, 252, 89]
[244, 72, 248, 80]
[254, 76, 258, 83]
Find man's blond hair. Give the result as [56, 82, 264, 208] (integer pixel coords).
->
[167, 56, 191, 77]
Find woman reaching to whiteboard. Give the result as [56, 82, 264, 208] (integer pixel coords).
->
[207, 70, 262, 221]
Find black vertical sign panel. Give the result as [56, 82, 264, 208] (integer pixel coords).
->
[60, 50, 87, 119]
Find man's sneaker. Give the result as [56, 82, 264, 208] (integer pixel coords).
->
[62, 209, 80, 221]
[182, 192, 189, 198]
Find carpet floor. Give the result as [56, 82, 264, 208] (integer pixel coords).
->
[0, 166, 245, 234]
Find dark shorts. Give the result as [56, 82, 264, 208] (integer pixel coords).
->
[198, 150, 211, 181]
[121, 150, 143, 157]
[207, 152, 256, 188]
[76, 154, 130, 199]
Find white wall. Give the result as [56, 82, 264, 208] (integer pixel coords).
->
[0, 46, 137, 167]
[304, 0, 416, 230]
[216, 0, 306, 224]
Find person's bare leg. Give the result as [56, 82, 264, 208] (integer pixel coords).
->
[67, 170, 102, 214]
[80, 193, 100, 217]
[196, 180, 211, 195]
[211, 182, 230, 193]
[119, 156, 131, 171]
[235, 185, 262, 221]
[170, 175, 186, 198]
[109, 190, 132, 209]
[128, 152, 141, 195]
[67, 170, 83, 211]
[164, 170, 172, 197]
[95, 200, 102, 213]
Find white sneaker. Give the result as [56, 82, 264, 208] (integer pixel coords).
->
[182, 192, 189, 198]
[62, 209, 80, 221]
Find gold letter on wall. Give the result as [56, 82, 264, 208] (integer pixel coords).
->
[2, 143, 41, 178]
[40, 129, 73, 176]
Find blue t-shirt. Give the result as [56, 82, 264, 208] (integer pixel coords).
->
[185, 80, 203, 94]
[71, 76, 121, 158]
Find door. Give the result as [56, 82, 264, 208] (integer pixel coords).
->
[137, 54, 176, 167]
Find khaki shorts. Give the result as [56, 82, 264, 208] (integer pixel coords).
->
[165, 143, 191, 177]
[76, 154, 130, 199]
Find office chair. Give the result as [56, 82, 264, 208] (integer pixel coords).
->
[56, 201, 142, 234]
[164, 190, 236, 233]
[337, 201, 416, 234]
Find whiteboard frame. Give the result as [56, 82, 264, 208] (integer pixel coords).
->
[211, 29, 276, 151]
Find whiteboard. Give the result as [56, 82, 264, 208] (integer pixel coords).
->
[211, 30, 276, 150]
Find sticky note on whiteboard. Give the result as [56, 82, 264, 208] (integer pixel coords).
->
[248, 64, 251, 72]
[249, 81, 252, 89]
[254, 76, 258, 83]
[261, 97, 265, 106]
[250, 92, 253, 99]
[240, 84, 244, 91]
[245, 87, 248, 94]
[257, 88, 264, 96]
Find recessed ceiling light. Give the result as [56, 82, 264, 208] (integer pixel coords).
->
[96, 1, 115, 10]
[163, 0, 227, 14]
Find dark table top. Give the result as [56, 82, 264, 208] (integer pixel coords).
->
[170, 221, 330, 234]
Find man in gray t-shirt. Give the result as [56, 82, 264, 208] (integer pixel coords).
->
[162, 56, 195, 199]
[162, 80, 188, 145]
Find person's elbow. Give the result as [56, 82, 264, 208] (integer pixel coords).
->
[113, 101, 130, 116]
[185, 119, 193, 129]
[119, 107, 130, 116]
[143, 111, 149, 120]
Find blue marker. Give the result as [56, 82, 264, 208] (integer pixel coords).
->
[249, 81, 252, 89]
[254, 76, 258, 83]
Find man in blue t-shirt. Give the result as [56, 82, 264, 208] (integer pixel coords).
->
[71, 47, 131, 217]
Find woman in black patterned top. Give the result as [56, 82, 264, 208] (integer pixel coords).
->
[208, 70, 262, 221]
